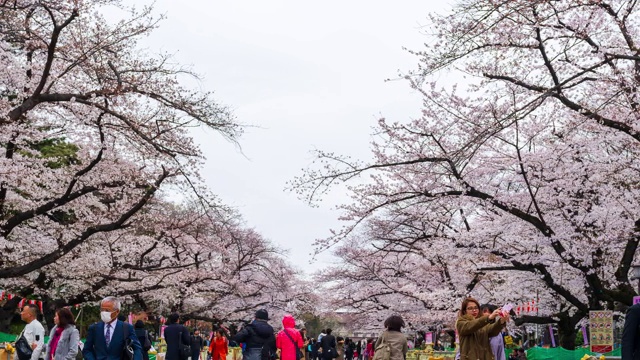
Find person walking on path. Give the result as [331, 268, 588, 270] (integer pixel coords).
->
[300, 329, 309, 360]
[233, 309, 276, 360]
[456, 298, 508, 360]
[163, 313, 191, 360]
[191, 331, 205, 360]
[344, 339, 354, 360]
[46, 308, 80, 360]
[374, 315, 408, 360]
[364, 339, 373, 360]
[209, 330, 228, 360]
[276, 315, 304, 360]
[308, 339, 318, 360]
[318, 329, 337, 360]
[134, 320, 152, 360]
[16, 303, 45, 360]
[622, 302, 640, 360]
[82, 296, 142, 360]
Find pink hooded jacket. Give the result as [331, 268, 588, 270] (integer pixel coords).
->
[276, 315, 304, 360]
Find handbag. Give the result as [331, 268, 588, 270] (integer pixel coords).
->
[122, 322, 135, 360]
[282, 329, 303, 360]
[143, 330, 152, 351]
[15, 331, 33, 360]
[179, 331, 191, 360]
[372, 334, 390, 360]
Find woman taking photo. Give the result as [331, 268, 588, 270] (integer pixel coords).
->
[46, 308, 80, 360]
[374, 315, 407, 360]
[456, 298, 509, 360]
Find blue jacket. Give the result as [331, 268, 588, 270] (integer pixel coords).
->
[83, 320, 142, 360]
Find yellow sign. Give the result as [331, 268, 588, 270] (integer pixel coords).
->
[589, 311, 613, 353]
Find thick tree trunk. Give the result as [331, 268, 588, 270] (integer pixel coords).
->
[558, 325, 577, 350]
[0, 297, 21, 333]
[557, 315, 580, 350]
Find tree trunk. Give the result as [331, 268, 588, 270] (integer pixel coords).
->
[42, 300, 58, 331]
[0, 297, 21, 333]
[557, 317, 578, 350]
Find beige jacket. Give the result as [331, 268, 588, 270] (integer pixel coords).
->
[456, 315, 505, 360]
[374, 331, 408, 360]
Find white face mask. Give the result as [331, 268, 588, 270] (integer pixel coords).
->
[100, 311, 114, 323]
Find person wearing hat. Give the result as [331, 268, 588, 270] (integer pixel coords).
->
[234, 309, 277, 360]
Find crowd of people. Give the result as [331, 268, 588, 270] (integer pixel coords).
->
[21, 295, 640, 360]
[11, 296, 515, 360]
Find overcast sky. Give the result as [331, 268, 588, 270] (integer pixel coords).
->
[137, 1, 454, 274]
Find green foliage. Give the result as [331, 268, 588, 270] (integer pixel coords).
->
[575, 329, 584, 347]
[72, 305, 101, 339]
[9, 321, 23, 335]
[297, 312, 342, 338]
[29, 138, 80, 168]
[3, 137, 81, 222]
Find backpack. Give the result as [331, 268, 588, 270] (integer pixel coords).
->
[372, 334, 390, 360]
[246, 324, 277, 360]
[143, 330, 152, 351]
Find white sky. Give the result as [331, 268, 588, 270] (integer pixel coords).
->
[138, 1, 454, 274]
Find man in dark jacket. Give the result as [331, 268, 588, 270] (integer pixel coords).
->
[233, 309, 276, 360]
[164, 313, 192, 360]
[191, 330, 205, 360]
[83, 296, 143, 360]
[622, 303, 640, 360]
[318, 329, 336, 360]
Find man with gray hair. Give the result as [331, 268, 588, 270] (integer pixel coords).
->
[83, 296, 142, 360]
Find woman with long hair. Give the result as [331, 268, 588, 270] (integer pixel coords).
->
[46, 308, 80, 360]
[456, 298, 508, 360]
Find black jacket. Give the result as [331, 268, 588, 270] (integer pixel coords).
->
[164, 324, 191, 360]
[191, 335, 204, 354]
[134, 328, 151, 360]
[319, 335, 336, 360]
[233, 320, 275, 350]
[622, 303, 640, 360]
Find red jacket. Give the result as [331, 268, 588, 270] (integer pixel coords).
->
[209, 336, 228, 360]
[276, 315, 303, 360]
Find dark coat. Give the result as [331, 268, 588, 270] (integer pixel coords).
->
[83, 321, 143, 360]
[233, 320, 276, 351]
[164, 324, 191, 360]
[622, 303, 640, 360]
[319, 335, 336, 360]
[191, 335, 204, 359]
[134, 328, 150, 360]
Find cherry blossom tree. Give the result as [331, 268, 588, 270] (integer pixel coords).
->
[0, 0, 238, 278]
[158, 226, 315, 326]
[0, 196, 310, 330]
[0, 0, 313, 333]
[293, 0, 640, 348]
